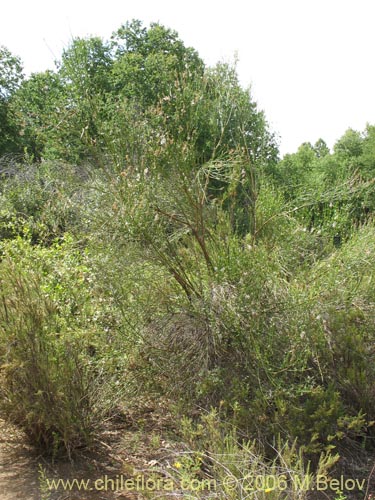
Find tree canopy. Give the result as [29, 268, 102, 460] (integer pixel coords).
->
[0, 46, 24, 154]
[2, 21, 278, 171]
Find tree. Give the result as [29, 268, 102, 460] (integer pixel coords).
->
[0, 46, 23, 99]
[313, 138, 330, 158]
[110, 20, 204, 107]
[11, 70, 65, 159]
[0, 46, 24, 155]
[358, 124, 375, 177]
[59, 37, 113, 97]
[11, 38, 114, 162]
[58, 37, 113, 163]
[276, 142, 317, 199]
[333, 128, 363, 164]
[5, 20, 278, 174]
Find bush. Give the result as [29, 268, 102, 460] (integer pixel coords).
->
[0, 238, 118, 456]
[83, 159, 375, 459]
[0, 160, 92, 243]
[169, 410, 339, 500]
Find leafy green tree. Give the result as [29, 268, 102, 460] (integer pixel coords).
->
[12, 38, 113, 162]
[59, 37, 113, 96]
[159, 61, 278, 165]
[333, 128, 363, 164]
[111, 20, 204, 107]
[6, 21, 278, 174]
[313, 138, 330, 158]
[94, 21, 278, 183]
[105, 20, 207, 168]
[359, 124, 375, 176]
[0, 46, 24, 155]
[11, 70, 65, 159]
[276, 142, 318, 199]
[57, 37, 113, 162]
[0, 47, 24, 99]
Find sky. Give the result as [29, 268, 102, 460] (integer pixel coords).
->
[1, 0, 375, 156]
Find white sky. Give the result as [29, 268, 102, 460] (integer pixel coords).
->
[2, 0, 375, 156]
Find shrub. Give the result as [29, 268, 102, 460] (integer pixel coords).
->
[0, 160, 92, 243]
[85, 159, 374, 458]
[169, 410, 339, 500]
[0, 238, 118, 456]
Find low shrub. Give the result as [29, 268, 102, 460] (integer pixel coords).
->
[0, 238, 118, 456]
